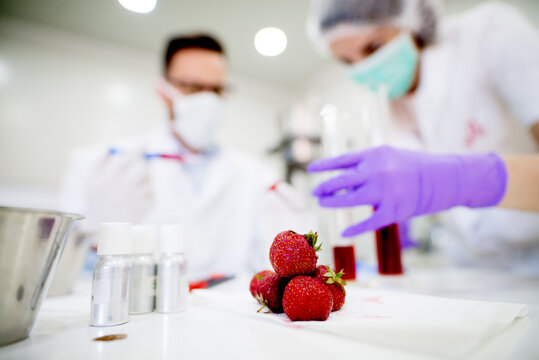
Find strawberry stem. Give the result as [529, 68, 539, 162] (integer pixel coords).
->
[304, 231, 322, 252]
[257, 303, 267, 313]
[255, 293, 272, 313]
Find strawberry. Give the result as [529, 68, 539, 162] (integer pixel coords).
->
[249, 270, 274, 299]
[255, 273, 290, 313]
[282, 275, 333, 321]
[269, 230, 321, 277]
[313, 265, 347, 311]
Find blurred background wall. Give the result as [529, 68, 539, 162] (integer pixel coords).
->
[0, 0, 538, 209]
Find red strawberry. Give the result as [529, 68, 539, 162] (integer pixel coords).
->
[255, 273, 289, 313]
[282, 275, 333, 321]
[249, 270, 274, 298]
[313, 265, 347, 311]
[269, 230, 321, 277]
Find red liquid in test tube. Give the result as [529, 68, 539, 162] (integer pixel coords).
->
[333, 245, 356, 280]
[375, 224, 403, 275]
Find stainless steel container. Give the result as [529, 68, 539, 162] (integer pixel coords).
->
[0, 207, 83, 346]
[47, 231, 91, 296]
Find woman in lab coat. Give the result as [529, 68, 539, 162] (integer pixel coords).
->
[307, 0, 539, 272]
[61, 35, 314, 279]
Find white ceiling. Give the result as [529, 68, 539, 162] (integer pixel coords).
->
[1, 0, 538, 87]
[0, 0, 327, 86]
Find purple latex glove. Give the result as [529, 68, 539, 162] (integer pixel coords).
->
[307, 146, 507, 237]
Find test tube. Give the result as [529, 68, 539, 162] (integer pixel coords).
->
[333, 245, 356, 280]
[375, 224, 403, 275]
[320, 104, 357, 280]
[366, 86, 404, 275]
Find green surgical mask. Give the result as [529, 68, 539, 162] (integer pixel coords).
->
[350, 33, 419, 100]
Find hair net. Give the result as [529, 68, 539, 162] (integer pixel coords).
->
[307, 0, 440, 54]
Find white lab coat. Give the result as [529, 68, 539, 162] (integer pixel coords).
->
[392, 2, 539, 272]
[60, 127, 316, 279]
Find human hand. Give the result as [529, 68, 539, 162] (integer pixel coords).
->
[308, 146, 507, 236]
[86, 148, 153, 229]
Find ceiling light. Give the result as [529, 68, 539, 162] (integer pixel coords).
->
[118, 0, 157, 14]
[254, 27, 287, 57]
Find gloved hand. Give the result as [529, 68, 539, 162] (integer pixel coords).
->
[85, 148, 154, 231]
[307, 146, 507, 237]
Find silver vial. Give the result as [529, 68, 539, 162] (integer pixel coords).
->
[129, 225, 158, 314]
[90, 223, 132, 327]
[156, 225, 188, 313]
[90, 255, 131, 326]
[129, 254, 156, 314]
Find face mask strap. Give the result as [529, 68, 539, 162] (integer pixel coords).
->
[155, 76, 183, 101]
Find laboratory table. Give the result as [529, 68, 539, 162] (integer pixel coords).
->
[1, 260, 538, 360]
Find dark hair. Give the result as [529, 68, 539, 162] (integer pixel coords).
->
[164, 34, 225, 73]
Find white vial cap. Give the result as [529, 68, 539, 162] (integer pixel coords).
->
[160, 224, 185, 253]
[97, 222, 132, 255]
[132, 225, 158, 254]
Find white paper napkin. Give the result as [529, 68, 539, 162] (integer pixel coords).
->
[190, 286, 528, 358]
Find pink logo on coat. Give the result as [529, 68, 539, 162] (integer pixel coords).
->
[465, 119, 486, 147]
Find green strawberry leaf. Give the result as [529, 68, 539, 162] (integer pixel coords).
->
[323, 267, 348, 287]
[304, 231, 322, 252]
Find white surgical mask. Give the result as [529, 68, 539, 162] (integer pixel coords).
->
[172, 92, 224, 151]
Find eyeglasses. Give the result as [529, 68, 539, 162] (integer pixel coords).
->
[165, 75, 230, 96]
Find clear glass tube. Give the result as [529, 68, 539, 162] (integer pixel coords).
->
[319, 104, 357, 280]
[361, 86, 403, 275]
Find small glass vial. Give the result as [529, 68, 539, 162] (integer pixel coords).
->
[90, 222, 132, 327]
[156, 224, 188, 313]
[129, 225, 158, 314]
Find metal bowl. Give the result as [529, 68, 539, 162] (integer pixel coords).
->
[0, 206, 83, 346]
[47, 230, 91, 297]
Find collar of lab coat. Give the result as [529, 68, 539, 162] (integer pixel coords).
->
[143, 125, 235, 207]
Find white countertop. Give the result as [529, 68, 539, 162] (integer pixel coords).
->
[1, 260, 538, 360]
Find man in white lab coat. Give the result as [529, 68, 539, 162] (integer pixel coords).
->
[308, 0, 539, 272]
[61, 34, 314, 279]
